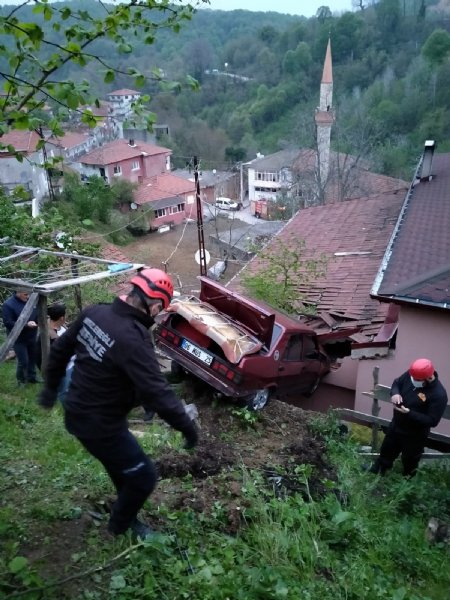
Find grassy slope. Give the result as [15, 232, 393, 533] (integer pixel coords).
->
[1, 360, 450, 600]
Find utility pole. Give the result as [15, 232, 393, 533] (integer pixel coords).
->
[239, 162, 244, 206]
[194, 156, 207, 276]
[37, 127, 56, 202]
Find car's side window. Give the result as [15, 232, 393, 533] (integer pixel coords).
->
[304, 335, 318, 359]
[283, 334, 303, 361]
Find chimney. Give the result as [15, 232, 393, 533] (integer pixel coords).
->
[128, 139, 135, 147]
[419, 140, 435, 181]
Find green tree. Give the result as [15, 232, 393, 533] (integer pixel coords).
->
[422, 29, 450, 66]
[110, 179, 138, 208]
[242, 234, 327, 315]
[0, 0, 205, 145]
[63, 175, 113, 224]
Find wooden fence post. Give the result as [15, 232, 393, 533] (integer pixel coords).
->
[371, 365, 380, 451]
[37, 294, 50, 373]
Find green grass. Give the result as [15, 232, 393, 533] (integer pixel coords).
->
[1, 360, 450, 600]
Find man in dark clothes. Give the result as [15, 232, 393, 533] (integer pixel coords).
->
[37, 268, 198, 539]
[2, 290, 39, 384]
[369, 358, 448, 477]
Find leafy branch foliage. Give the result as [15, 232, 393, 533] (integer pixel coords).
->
[0, 0, 204, 143]
[242, 233, 328, 315]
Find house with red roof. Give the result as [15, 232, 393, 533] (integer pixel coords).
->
[227, 174, 409, 414]
[129, 173, 196, 230]
[365, 141, 450, 435]
[0, 130, 49, 202]
[76, 138, 172, 184]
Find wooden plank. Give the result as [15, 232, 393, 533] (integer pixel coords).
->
[0, 249, 37, 263]
[359, 452, 450, 460]
[0, 277, 36, 292]
[39, 266, 137, 291]
[335, 408, 450, 445]
[14, 245, 144, 268]
[0, 292, 39, 362]
[37, 295, 50, 373]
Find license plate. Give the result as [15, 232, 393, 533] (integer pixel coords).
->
[181, 339, 213, 365]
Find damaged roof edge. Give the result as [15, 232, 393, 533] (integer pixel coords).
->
[370, 293, 450, 311]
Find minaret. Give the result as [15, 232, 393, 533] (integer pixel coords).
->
[315, 38, 334, 191]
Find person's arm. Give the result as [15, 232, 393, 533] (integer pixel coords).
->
[123, 334, 198, 445]
[406, 392, 448, 428]
[37, 312, 85, 409]
[2, 302, 16, 331]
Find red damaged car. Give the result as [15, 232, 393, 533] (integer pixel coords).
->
[155, 277, 330, 410]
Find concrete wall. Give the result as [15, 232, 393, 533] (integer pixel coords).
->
[0, 152, 48, 200]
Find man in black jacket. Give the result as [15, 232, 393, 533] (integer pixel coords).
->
[38, 268, 198, 539]
[369, 358, 448, 477]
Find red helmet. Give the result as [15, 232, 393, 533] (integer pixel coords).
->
[408, 358, 435, 380]
[130, 268, 173, 309]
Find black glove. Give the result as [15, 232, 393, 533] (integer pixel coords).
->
[37, 388, 58, 410]
[183, 423, 199, 450]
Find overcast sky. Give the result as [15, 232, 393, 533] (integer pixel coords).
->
[0, 0, 353, 18]
[202, 1, 352, 17]
[0, 1, 353, 18]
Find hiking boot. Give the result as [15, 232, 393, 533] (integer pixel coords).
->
[130, 518, 153, 540]
[27, 377, 43, 384]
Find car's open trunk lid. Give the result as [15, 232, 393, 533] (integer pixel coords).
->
[199, 276, 275, 349]
[167, 295, 263, 364]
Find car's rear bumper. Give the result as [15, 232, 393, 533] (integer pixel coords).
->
[157, 340, 250, 398]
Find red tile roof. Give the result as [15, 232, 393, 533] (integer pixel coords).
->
[374, 152, 450, 309]
[47, 131, 90, 150]
[108, 89, 140, 96]
[79, 138, 171, 166]
[0, 130, 41, 154]
[230, 186, 407, 345]
[134, 173, 196, 205]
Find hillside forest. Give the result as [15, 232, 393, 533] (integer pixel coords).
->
[4, 0, 450, 179]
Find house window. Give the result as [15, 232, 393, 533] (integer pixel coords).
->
[169, 203, 185, 215]
[255, 186, 278, 193]
[131, 160, 140, 171]
[155, 208, 167, 218]
[113, 165, 122, 176]
[255, 171, 278, 183]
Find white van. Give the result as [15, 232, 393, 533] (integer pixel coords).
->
[215, 197, 239, 211]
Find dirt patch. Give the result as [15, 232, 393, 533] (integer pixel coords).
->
[144, 384, 337, 534]
[156, 440, 236, 479]
[120, 217, 244, 293]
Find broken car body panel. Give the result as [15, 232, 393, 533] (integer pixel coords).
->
[155, 277, 330, 400]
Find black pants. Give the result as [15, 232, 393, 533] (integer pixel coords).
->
[13, 338, 37, 383]
[77, 430, 157, 534]
[374, 428, 426, 477]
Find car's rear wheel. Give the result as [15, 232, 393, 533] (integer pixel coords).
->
[304, 377, 321, 398]
[246, 388, 271, 411]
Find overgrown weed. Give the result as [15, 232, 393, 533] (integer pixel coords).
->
[1, 361, 450, 599]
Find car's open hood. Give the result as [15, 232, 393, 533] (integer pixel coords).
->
[199, 277, 275, 349]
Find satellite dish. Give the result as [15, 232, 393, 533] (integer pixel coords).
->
[130, 202, 138, 210]
[195, 249, 211, 265]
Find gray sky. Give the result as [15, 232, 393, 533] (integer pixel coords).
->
[0, 0, 353, 18]
[202, 1, 352, 17]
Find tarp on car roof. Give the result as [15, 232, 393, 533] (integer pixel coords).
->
[167, 296, 263, 364]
